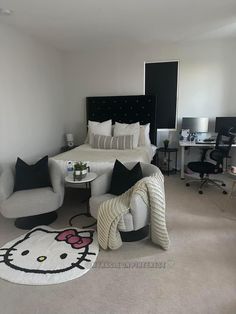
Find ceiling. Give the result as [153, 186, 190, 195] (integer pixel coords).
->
[0, 0, 236, 51]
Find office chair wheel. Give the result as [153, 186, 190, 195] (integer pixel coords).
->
[186, 183, 190, 187]
[222, 183, 226, 187]
[222, 190, 227, 194]
[199, 190, 203, 194]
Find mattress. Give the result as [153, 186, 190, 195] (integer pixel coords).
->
[51, 144, 156, 176]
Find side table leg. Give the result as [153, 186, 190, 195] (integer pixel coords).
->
[175, 150, 177, 174]
[167, 151, 170, 176]
[181, 146, 185, 179]
[69, 181, 97, 228]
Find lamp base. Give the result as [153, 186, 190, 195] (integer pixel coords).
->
[67, 141, 74, 147]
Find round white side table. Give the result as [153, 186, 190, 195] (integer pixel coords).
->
[65, 172, 97, 228]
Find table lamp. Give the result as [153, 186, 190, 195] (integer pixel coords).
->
[66, 133, 74, 147]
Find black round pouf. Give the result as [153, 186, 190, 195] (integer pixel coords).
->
[15, 211, 58, 230]
[120, 225, 149, 242]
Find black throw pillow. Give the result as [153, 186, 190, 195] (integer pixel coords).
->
[110, 160, 143, 196]
[14, 156, 52, 192]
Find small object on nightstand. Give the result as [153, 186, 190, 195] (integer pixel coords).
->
[73, 161, 88, 181]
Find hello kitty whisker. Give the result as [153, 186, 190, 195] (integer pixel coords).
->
[76, 265, 85, 270]
[84, 258, 91, 262]
[86, 252, 96, 255]
[0, 248, 16, 251]
[72, 262, 85, 270]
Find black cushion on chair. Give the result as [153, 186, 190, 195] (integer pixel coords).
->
[110, 160, 143, 196]
[188, 161, 217, 174]
[14, 156, 52, 192]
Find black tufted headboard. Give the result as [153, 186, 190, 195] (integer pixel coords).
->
[86, 95, 157, 145]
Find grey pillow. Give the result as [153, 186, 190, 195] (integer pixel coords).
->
[92, 134, 134, 150]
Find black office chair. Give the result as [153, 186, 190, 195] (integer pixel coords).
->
[186, 128, 235, 194]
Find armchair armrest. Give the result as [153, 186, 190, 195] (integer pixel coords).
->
[49, 160, 65, 205]
[130, 194, 149, 230]
[0, 167, 14, 204]
[91, 171, 112, 196]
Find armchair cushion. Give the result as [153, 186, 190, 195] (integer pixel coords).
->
[89, 193, 134, 231]
[110, 160, 143, 195]
[1, 187, 61, 218]
[14, 156, 51, 192]
[89, 193, 148, 231]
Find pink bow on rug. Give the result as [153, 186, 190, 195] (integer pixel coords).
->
[56, 229, 92, 249]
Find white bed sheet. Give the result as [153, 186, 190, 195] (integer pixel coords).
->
[52, 144, 156, 176]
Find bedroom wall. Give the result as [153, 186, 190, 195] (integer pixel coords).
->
[0, 23, 66, 164]
[63, 38, 236, 164]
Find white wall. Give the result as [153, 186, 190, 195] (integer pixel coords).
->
[64, 38, 236, 165]
[64, 39, 236, 141]
[1, 23, 235, 166]
[0, 24, 66, 164]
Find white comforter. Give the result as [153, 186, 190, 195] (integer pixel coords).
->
[52, 144, 155, 176]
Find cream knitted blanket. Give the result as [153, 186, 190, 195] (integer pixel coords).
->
[97, 171, 169, 250]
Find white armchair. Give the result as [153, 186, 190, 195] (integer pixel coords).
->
[89, 162, 160, 241]
[0, 159, 65, 229]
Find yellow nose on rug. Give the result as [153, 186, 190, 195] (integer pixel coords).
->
[37, 256, 47, 262]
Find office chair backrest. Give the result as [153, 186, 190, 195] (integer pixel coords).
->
[215, 127, 234, 154]
[210, 128, 235, 168]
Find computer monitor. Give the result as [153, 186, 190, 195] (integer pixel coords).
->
[215, 117, 236, 133]
[182, 117, 209, 133]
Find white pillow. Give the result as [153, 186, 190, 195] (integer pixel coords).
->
[88, 120, 112, 145]
[114, 122, 140, 148]
[139, 123, 151, 146]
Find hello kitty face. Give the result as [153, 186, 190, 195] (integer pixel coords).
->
[0, 227, 98, 284]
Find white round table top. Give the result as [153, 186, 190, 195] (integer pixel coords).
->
[65, 172, 97, 184]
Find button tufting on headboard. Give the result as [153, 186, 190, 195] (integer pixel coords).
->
[86, 95, 157, 145]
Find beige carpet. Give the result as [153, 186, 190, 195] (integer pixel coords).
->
[0, 174, 236, 314]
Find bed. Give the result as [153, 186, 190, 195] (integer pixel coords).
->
[52, 95, 157, 175]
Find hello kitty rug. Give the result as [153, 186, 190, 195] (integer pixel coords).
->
[0, 226, 99, 285]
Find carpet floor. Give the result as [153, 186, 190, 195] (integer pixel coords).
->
[0, 174, 236, 314]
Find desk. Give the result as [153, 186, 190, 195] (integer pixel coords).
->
[179, 141, 236, 179]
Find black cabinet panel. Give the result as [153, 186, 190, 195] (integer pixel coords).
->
[145, 61, 178, 129]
